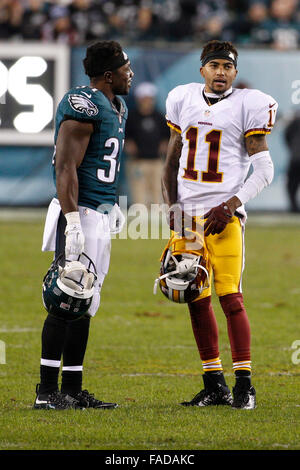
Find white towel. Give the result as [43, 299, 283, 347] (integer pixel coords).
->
[41, 198, 61, 252]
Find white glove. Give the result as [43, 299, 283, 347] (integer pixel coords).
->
[64, 211, 85, 258]
[109, 203, 126, 234]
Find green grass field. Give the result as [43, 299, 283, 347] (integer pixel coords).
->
[0, 215, 300, 451]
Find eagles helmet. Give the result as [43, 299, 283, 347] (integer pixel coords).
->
[42, 253, 97, 322]
[154, 239, 209, 304]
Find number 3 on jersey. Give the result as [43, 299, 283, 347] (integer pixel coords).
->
[97, 137, 123, 183]
[183, 127, 223, 183]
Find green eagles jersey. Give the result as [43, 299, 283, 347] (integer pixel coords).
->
[53, 85, 128, 211]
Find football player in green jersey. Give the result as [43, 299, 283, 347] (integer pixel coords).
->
[34, 41, 134, 410]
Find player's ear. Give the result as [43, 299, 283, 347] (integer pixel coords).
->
[104, 71, 113, 84]
[200, 67, 205, 79]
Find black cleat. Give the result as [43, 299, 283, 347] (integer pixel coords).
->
[33, 384, 82, 410]
[232, 384, 256, 409]
[71, 389, 118, 409]
[181, 374, 233, 407]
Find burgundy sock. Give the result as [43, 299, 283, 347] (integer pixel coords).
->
[219, 293, 251, 363]
[188, 296, 219, 361]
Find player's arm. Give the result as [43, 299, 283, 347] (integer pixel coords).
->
[245, 133, 268, 156]
[230, 91, 277, 211]
[161, 128, 182, 207]
[225, 134, 270, 213]
[55, 119, 93, 214]
[231, 133, 274, 209]
[162, 128, 188, 232]
[55, 119, 93, 256]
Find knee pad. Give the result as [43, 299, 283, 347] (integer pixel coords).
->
[189, 296, 212, 316]
[219, 293, 245, 318]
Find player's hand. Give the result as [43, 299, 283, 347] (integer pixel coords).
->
[64, 212, 85, 257]
[109, 203, 126, 234]
[204, 203, 233, 236]
[167, 206, 196, 236]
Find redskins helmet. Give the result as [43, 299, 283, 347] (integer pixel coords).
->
[42, 253, 97, 322]
[154, 238, 209, 304]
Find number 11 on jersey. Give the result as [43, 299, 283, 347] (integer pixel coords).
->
[183, 127, 223, 183]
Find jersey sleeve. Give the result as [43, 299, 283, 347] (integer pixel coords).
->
[243, 89, 278, 138]
[61, 90, 100, 123]
[166, 87, 182, 134]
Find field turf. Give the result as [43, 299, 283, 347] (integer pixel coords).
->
[0, 215, 299, 451]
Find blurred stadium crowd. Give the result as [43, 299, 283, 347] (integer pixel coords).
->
[1, 0, 300, 49]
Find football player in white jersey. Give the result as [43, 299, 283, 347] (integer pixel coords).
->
[162, 40, 277, 409]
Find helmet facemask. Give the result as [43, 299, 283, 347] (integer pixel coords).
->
[58, 260, 96, 297]
[154, 248, 209, 304]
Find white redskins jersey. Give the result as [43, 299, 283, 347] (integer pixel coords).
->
[166, 83, 278, 213]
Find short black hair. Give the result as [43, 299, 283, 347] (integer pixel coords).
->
[201, 40, 238, 64]
[83, 40, 124, 78]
